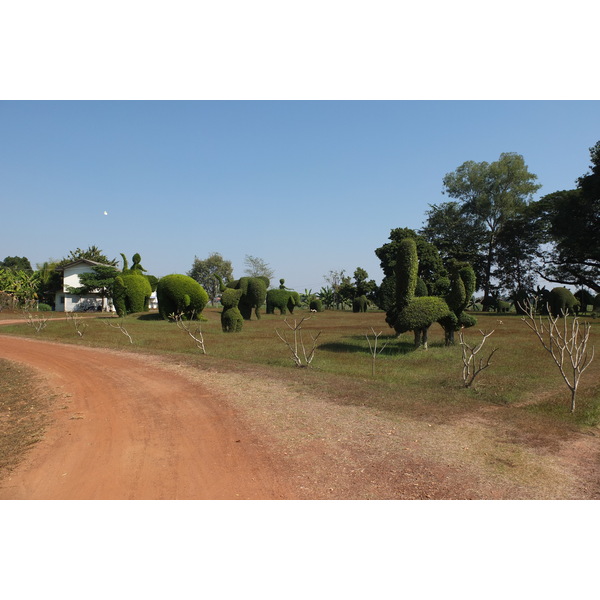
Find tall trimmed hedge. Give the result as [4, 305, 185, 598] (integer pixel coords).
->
[156, 274, 209, 320]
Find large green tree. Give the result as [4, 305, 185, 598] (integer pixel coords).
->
[60, 245, 118, 267]
[188, 252, 234, 305]
[244, 255, 274, 280]
[530, 141, 600, 293]
[0, 256, 32, 272]
[420, 201, 487, 289]
[442, 152, 541, 309]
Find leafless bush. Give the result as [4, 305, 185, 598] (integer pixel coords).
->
[103, 317, 133, 344]
[365, 328, 388, 376]
[459, 329, 498, 388]
[24, 312, 48, 333]
[275, 317, 321, 368]
[170, 311, 207, 354]
[519, 300, 594, 413]
[67, 312, 89, 337]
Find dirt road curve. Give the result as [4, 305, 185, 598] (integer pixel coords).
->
[0, 334, 291, 500]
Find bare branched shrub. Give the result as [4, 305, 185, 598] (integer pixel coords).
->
[24, 312, 48, 333]
[170, 311, 207, 354]
[275, 317, 321, 368]
[519, 300, 594, 413]
[67, 312, 89, 338]
[103, 317, 133, 344]
[459, 329, 498, 388]
[365, 328, 388, 376]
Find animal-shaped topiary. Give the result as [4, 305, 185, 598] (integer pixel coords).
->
[266, 288, 301, 315]
[113, 272, 152, 316]
[113, 252, 153, 316]
[220, 288, 244, 332]
[574, 289, 595, 314]
[438, 258, 477, 345]
[156, 274, 209, 320]
[309, 298, 323, 312]
[216, 274, 269, 320]
[386, 238, 453, 349]
[352, 295, 368, 313]
[546, 287, 580, 317]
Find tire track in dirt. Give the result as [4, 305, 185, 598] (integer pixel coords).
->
[0, 334, 291, 499]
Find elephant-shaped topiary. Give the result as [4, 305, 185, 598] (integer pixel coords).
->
[546, 287, 580, 317]
[113, 252, 153, 316]
[113, 272, 152, 316]
[156, 274, 209, 320]
[266, 289, 301, 315]
[215, 274, 269, 320]
[220, 287, 244, 332]
[352, 295, 368, 313]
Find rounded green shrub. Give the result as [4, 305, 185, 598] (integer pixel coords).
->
[37, 303, 52, 311]
[309, 298, 323, 312]
[156, 274, 209, 320]
[392, 296, 451, 334]
[414, 278, 428, 297]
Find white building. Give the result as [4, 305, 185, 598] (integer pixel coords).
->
[54, 259, 117, 312]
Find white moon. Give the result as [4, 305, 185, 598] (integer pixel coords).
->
[103, 211, 108, 215]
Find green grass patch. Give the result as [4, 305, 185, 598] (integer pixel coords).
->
[2, 308, 599, 431]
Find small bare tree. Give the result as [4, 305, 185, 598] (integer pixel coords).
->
[170, 311, 207, 354]
[519, 300, 594, 413]
[459, 329, 498, 388]
[25, 312, 49, 333]
[67, 312, 89, 338]
[275, 317, 321, 368]
[365, 328, 388, 376]
[103, 317, 133, 344]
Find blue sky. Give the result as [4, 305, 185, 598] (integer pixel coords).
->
[1, 100, 599, 292]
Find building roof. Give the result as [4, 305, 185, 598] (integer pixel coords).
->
[57, 259, 119, 272]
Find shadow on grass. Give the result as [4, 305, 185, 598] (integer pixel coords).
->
[135, 313, 163, 321]
[319, 337, 417, 356]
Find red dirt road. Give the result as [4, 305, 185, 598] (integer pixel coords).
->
[0, 334, 290, 500]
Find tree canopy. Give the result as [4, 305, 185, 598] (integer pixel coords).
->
[0, 256, 32, 272]
[442, 152, 541, 307]
[244, 255, 274, 280]
[188, 252, 234, 304]
[530, 141, 600, 293]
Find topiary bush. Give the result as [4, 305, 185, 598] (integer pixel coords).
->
[352, 295, 368, 313]
[221, 276, 269, 320]
[220, 288, 243, 332]
[547, 287, 580, 317]
[157, 274, 209, 320]
[37, 303, 52, 311]
[266, 289, 301, 315]
[309, 298, 323, 312]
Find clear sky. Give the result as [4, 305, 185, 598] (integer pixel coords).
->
[1, 100, 599, 291]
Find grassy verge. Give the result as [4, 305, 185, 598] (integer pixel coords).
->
[2, 307, 598, 431]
